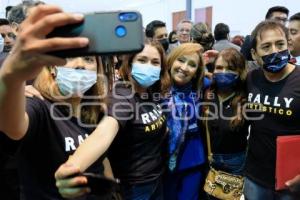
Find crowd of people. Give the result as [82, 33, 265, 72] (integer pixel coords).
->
[0, 1, 300, 200]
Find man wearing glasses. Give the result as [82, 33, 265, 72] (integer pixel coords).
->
[169, 20, 193, 51]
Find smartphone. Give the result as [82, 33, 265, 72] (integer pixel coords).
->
[47, 11, 144, 57]
[82, 173, 120, 196]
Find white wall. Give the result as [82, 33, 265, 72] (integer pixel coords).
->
[192, 0, 300, 36]
[0, 0, 299, 36]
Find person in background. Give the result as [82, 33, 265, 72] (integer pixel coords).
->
[177, 19, 193, 44]
[240, 6, 289, 69]
[265, 6, 289, 26]
[190, 22, 216, 78]
[163, 43, 209, 200]
[55, 40, 171, 200]
[190, 22, 215, 52]
[7, 0, 45, 36]
[168, 30, 178, 44]
[203, 48, 248, 199]
[145, 20, 169, 52]
[213, 23, 241, 52]
[169, 20, 193, 51]
[244, 20, 299, 200]
[288, 12, 300, 65]
[231, 35, 245, 47]
[0, 18, 16, 53]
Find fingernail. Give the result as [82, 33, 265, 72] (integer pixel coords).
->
[73, 14, 84, 20]
[79, 38, 89, 47]
[285, 181, 291, 186]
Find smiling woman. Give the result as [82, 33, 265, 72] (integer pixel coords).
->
[163, 43, 210, 200]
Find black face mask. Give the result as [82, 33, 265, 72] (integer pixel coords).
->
[3, 45, 12, 52]
[159, 38, 169, 51]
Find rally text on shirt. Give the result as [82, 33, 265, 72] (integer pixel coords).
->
[247, 93, 294, 116]
[141, 104, 166, 133]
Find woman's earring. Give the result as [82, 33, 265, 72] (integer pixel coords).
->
[49, 67, 57, 78]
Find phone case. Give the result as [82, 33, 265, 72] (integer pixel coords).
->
[47, 11, 144, 57]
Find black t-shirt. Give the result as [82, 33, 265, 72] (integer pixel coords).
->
[246, 67, 300, 188]
[19, 97, 104, 200]
[207, 93, 248, 154]
[0, 133, 19, 170]
[107, 83, 167, 185]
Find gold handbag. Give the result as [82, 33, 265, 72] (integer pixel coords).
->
[203, 110, 244, 200]
[204, 167, 244, 200]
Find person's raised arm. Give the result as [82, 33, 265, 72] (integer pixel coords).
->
[66, 116, 119, 171]
[0, 5, 88, 140]
[55, 116, 119, 199]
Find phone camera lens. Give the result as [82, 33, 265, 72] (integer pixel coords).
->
[119, 12, 137, 22]
[115, 26, 127, 37]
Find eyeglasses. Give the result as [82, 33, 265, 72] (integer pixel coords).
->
[178, 29, 191, 34]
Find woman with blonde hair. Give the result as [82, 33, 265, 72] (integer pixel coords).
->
[164, 43, 210, 200]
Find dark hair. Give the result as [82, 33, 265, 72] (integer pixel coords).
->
[214, 23, 230, 41]
[191, 22, 214, 51]
[7, 1, 45, 24]
[0, 18, 9, 26]
[265, 6, 289, 19]
[119, 40, 170, 95]
[5, 6, 13, 18]
[251, 20, 289, 50]
[145, 20, 166, 38]
[168, 30, 177, 43]
[211, 48, 247, 128]
[289, 12, 300, 21]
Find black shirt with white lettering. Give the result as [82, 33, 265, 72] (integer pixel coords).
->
[246, 67, 300, 188]
[19, 97, 104, 200]
[107, 83, 167, 185]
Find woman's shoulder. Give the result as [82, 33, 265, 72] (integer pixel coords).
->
[26, 97, 52, 111]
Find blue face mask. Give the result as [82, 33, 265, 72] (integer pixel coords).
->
[56, 67, 97, 97]
[261, 49, 290, 73]
[131, 63, 161, 88]
[213, 72, 239, 91]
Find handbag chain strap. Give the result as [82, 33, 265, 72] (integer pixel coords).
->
[205, 107, 213, 163]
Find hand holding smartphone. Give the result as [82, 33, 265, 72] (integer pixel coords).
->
[82, 173, 120, 196]
[47, 11, 144, 57]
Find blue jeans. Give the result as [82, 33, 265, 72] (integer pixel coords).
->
[121, 178, 163, 200]
[244, 177, 298, 200]
[211, 151, 246, 175]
